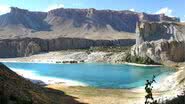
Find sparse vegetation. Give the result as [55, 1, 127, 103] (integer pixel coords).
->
[89, 46, 131, 52]
[125, 53, 160, 65]
[62, 46, 131, 53]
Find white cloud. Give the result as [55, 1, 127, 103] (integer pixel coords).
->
[46, 4, 64, 12]
[0, 5, 10, 15]
[129, 8, 135, 12]
[155, 7, 173, 16]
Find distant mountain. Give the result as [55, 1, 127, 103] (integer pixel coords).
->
[0, 7, 49, 31]
[0, 7, 180, 40]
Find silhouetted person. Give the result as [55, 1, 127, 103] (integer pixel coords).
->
[145, 75, 156, 104]
[145, 80, 151, 90]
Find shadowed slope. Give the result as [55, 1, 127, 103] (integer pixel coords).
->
[0, 63, 86, 104]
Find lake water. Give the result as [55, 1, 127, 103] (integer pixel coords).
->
[3, 62, 174, 89]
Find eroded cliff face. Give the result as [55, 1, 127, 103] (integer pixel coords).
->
[131, 22, 185, 63]
[131, 40, 185, 63]
[0, 7, 181, 58]
[0, 38, 135, 58]
[0, 7, 180, 40]
[136, 22, 185, 45]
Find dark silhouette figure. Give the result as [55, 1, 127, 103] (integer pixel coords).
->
[145, 75, 156, 104]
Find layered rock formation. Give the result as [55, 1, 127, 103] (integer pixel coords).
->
[131, 39, 185, 63]
[136, 22, 185, 45]
[0, 7, 49, 31]
[0, 7, 180, 58]
[0, 38, 135, 58]
[0, 7, 180, 40]
[131, 22, 185, 63]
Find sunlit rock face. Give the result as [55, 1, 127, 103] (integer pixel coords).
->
[40, 8, 180, 32]
[0, 7, 179, 37]
[135, 22, 185, 45]
[0, 7, 180, 58]
[0, 7, 49, 31]
[0, 38, 135, 58]
[131, 22, 185, 63]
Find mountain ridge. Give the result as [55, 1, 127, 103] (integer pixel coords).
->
[0, 7, 180, 40]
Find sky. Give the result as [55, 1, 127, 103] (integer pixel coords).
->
[0, 0, 185, 21]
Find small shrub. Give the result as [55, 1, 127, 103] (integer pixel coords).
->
[125, 53, 160, 65]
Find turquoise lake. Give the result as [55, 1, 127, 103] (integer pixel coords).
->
[3, 62, 174, 89]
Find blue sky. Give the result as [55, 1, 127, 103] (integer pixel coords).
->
[0, 0, 185, 21]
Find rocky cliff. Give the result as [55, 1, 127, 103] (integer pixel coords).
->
[0, 7, 180, 40]
[136, 22, 185, 45]
[0, 7, 180, 58]
[131, 22, 185, 63]
[0, 37, 135, 58]
[131, 39, 185, 63]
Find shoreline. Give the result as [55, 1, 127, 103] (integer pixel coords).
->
[0, 60, 63, 64]
[1, 59, 176, 90]
[0, 51, 165, 67]
[10, 67, 88, 87]
[0, 60, 163, 67]
[0, 51, 183, 104]
[8, 65, 175, 90]
[124, 62, 162, 67]
[3, 60, 183, 104]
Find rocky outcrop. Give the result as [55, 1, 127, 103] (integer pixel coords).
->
[25, 41, 41, 56]
[136, 22, 185, 45]
[131, 22, 185, 63]
[0, 38, 47, 58]
[138, 13, 179, 22]
[0, 38, 135, 58]
[131, 40, 185, 63]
